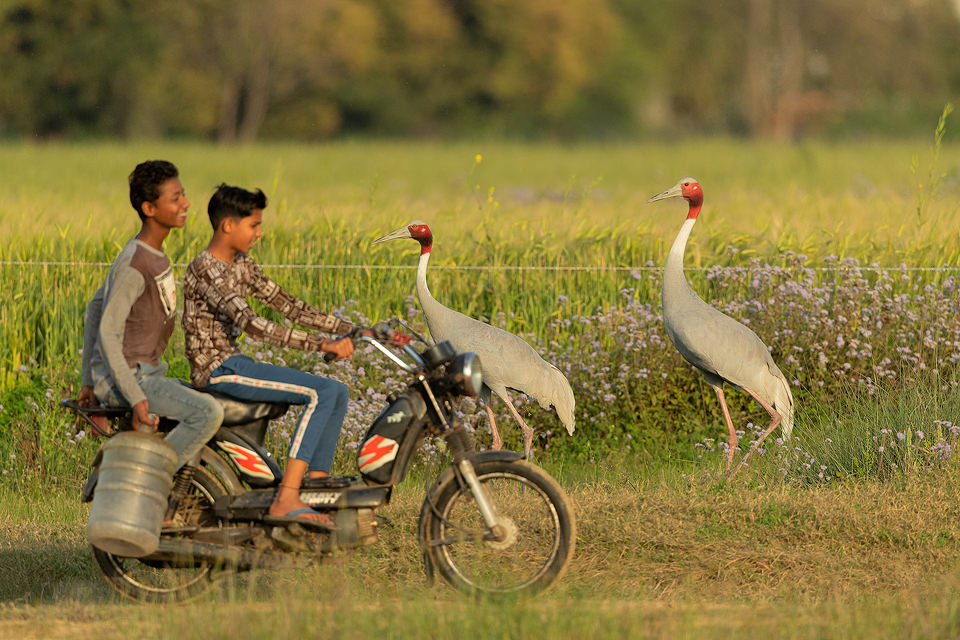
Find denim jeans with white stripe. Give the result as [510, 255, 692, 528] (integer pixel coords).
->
[206, 355, 348, 473]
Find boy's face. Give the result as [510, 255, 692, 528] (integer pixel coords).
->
[223, 209, 263, 254]
[143, 178, 189, 228]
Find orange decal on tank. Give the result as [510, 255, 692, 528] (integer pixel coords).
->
[358, 435, 399, 472]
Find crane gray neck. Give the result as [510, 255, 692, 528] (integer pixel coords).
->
[417, 251, 432, 297]
[664, 218, 697, 294]
[416, 251, 445, 327]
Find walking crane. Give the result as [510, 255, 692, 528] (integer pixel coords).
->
[373, 221, 575, 458]
[648, 178, 794, 477]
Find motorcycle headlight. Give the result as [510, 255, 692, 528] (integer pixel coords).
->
[451, 352, 483, 397]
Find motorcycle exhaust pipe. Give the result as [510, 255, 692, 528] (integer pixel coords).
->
[142, 538, 301, 571]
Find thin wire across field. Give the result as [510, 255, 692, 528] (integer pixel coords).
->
[2, 261, 958, 272]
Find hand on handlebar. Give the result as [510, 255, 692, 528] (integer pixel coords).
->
[322, 320, 413, 363]
[322, 335, 356, 362]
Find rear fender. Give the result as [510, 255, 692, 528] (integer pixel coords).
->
[82, 444, 240, 503]
[80, 445, 106, 502]
[200, 446, 244, 494]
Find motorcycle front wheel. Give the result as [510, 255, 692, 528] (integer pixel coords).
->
[420, 459, 575, 597]
[92, 465, 227, 603]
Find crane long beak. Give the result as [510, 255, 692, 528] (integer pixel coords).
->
[646, 183, 683, 203]
[372, 226, 412, 244]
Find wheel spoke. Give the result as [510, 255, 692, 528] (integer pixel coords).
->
[98, 550, 213, 595]
[437, 471, 562, 593]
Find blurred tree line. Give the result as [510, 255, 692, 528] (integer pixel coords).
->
[1, 0, 958, 141]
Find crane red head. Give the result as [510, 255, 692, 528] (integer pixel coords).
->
[372, 220, 433, 255]
[646, 178, 703, 219]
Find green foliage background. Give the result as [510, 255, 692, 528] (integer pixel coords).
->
[1, 0, 958, 141]
[1, 136, 959, 476]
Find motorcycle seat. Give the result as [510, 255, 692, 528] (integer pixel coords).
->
[61, 388, 289, 429]
[193, 387, 289, 426]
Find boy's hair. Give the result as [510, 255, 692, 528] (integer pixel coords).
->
[208, 183, 268, 231]
[129, 160, 179, 220]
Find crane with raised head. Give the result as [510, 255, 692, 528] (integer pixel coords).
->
[373, 221, 575, 458]
[648, 178, 794, 478]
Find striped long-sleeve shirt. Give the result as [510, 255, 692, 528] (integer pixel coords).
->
[183, 250, 353, 387]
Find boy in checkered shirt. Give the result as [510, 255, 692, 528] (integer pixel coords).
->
[183, 184, 355, 529]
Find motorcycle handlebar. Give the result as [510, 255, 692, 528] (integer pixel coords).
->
[322, 320, 411, 363]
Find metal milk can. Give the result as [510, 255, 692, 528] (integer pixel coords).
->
[86, 427, 177, 557]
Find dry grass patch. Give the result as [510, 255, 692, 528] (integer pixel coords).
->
[5, 461, 960, 637]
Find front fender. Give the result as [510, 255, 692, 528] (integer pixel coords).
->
[425, 449, 525, 498]
[470, 450, 524, 465]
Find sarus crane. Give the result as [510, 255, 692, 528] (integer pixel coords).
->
[373, 221, 575, 458]
[648, 178, 794, 477]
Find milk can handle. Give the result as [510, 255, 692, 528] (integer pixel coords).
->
[136, 413, 159, 433]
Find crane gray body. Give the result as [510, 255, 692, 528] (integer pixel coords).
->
[649, 177, 794, 477]
[415, 253, 576, 430]
[373, 221, 575, 456]
[663, 218, 794, 439]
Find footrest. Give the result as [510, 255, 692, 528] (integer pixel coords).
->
[60, 398, 130, 436]
[302, 475, 358, 489]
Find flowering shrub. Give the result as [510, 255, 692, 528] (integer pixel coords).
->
[250, 255, 960, 477]
[4, 256, 960, 483]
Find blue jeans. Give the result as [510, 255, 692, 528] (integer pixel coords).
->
[96, 361, 223, 468]
[206, 355, 348, 473]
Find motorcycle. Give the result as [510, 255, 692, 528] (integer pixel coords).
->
[61, 320, 576, 602]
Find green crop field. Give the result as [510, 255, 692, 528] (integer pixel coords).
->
[2, 139, 960, 638]
[2, 139, 958, 387]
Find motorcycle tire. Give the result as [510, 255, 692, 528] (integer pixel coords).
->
[420, 458, 575, 598]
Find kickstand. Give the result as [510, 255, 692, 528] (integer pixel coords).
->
[422, 550, 435, 586]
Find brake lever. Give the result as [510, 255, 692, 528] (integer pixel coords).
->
[322, 319, 421, 367]
[397, 319, 431, 347]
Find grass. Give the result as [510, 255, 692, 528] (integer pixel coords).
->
[2, 139, 959, 389]
[3, 138, 960, 637]
[4, 139, 960, 271]
[4, 451, 960, 638]
[4, 386, 960, 638]
[2, 140, 958, 452]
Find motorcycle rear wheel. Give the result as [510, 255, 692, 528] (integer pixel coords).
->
[421, 459, 575, 597]
[92, 465, 227, 603]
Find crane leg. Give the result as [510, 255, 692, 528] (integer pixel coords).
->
[484, 403, 503, 451]
[714, 386, 738, 472]
[503, 395, 535, 459]
[727, 387, 782, 479]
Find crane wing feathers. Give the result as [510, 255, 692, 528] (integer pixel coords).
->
[667, 303, 779, 390]
[424, 300, 575, 433]
[432, 313, 551, 392]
